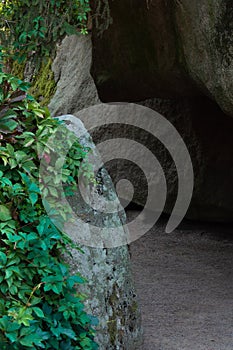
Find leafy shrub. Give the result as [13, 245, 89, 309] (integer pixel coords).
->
[0, 0, 91, 63]
[0, 56, 98, 349]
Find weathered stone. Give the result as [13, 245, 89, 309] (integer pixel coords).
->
[90, 0, 198, 102]
[76, 97, 233, 223]
[49, 35, 100, 116]
[175, 0, 233, 116]
[138, 97, 233, 221]
[58, 115, 142, 349]
[90, 0, 233, 117]
[49, 31, 233, 223]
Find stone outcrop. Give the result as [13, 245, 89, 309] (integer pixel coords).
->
[175, 0, 233, 117]
[90, 0, 233, 117]
[58, 115, 142, 349]
[49, 33, 233, 223]
[73, 98, 233, 223]
[49, 35, 100, 116]
[104, 97, 233, 222]
[44, 2, 233, 348]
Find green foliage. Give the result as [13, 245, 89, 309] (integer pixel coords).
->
[0, 0, 91, 62]
[0, 57, 98, 349]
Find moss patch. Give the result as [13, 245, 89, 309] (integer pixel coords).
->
[29, 58, 56, 106]
[11, 60, 26, 80]
[107, 318, 118, 346]
[107, 282, 139, 346]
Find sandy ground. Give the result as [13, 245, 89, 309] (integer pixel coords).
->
[129, 212, 233, 350]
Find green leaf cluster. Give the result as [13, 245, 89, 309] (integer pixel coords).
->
[0, 62, 98, 349]
[0, 0, 91, 62]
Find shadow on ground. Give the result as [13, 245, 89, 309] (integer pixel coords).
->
[129, 211, 233, 350]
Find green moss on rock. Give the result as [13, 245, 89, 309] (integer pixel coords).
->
[107, 318, 118, 346]
[11, 60, 26, 80]
[29, 58, 56, 106]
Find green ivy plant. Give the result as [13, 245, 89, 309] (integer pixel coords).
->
[0, 0, 91, 63]
[0, 54, 98, 349]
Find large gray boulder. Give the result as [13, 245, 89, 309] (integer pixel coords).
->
[175, 0, 233, 116]
[49, 32, 233, 223]
[49, 35, 99, 116]
[90, 0, 233, 117]
[56, 115, 142, 349]
[74, 98, 233, 223]
[49, 39, 143, 347]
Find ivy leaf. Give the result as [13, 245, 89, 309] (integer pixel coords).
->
[0, 205, 12, 221]
[33, 109, 44, 118]
[5, 330, 18, 343]
[0, 56, 98, 349]
[0, 252, 7, 265]
[32, 307, 44, 318]
[19, 333, 38, 347]
[61, 328, 76, 340]
[29, 192, 38, 206]
[18, 32, 28, 44]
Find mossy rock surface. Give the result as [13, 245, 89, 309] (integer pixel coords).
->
[11, 58, 56, 106]
[29, 58, 56, 106]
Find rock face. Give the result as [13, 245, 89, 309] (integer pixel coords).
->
[90, 0, 198, 101]
[49, 32, 233, 223]
[90, 0, 233, 117]
[74, 98, 233, 223]
[49, 35, 99, 116]
[44, 4, 233, 347]
[58, 115, 142, 349]
[175, 0, 233, 117]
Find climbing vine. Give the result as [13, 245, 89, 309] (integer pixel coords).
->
[0, 0, 91, 63]
[0, 51, 98, 349]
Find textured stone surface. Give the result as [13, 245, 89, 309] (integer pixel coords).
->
[90, 0, 233, 117]
[138, 97, 233, 221]
[77, 97, 233, 222]
[90, 0, 198, 102]
[175, 0, 233, 116]
[49, 35, 99, 116]
[48, 32, 233, 222]
[59, 115, 142, 349]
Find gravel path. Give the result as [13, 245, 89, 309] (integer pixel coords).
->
[129, 213, 233, 350]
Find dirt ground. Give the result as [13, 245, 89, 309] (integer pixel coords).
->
[129, 212, 233, 350]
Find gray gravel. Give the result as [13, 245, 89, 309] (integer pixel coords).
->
[129, 212, 233, 350]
